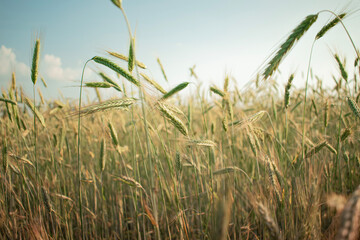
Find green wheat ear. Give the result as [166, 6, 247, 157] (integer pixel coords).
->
[263, 14, 318, 79]
[334, 54, 348, 81]
[347, 97, 360, 120]
[315, 13, 346, 40]
[284, 74, 294, 109]
[111, 0, 122, 9]
[128, 37, 135, 72]
[31, 39, 40, 85]
[161, 82, 190, 100]
[92, 56, 140, 87]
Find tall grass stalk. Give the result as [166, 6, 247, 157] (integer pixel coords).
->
[77, 59, 92, 239]
[115, 3, 161, 238]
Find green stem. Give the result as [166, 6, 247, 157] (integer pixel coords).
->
[77, 59, 92, 239]
[301, 41, 315, 161]
[119, 6, 160, 239]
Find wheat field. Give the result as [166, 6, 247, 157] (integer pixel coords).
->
[1, 2, 360, 239]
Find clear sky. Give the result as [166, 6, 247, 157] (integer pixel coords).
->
[0, 0, 359, 101]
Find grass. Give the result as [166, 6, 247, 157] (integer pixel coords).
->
[1, 3, 360, 240]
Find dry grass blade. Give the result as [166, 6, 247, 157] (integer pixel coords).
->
[157, 57, 168, 82]
[24, 97, 46, 128]
[161, 82, 190, 100]
[263, 14, 318, 79]
[92, 56, 140, 87]
[140, 73, 167, 94]
[335, 185, 360, 240]
[73, 98, 136, 117]
[40, 77, 47, 88]
[31, 39, 40, 85]
[316, 13, 346, 40]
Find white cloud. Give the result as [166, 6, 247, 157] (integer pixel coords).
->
[0, 45, 29, 77]
[42, 54, 79, 81]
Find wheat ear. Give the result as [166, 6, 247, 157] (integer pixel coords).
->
[263, 14, 318, 79]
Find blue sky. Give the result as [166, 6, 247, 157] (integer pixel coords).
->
[0, 0, 359, 101]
